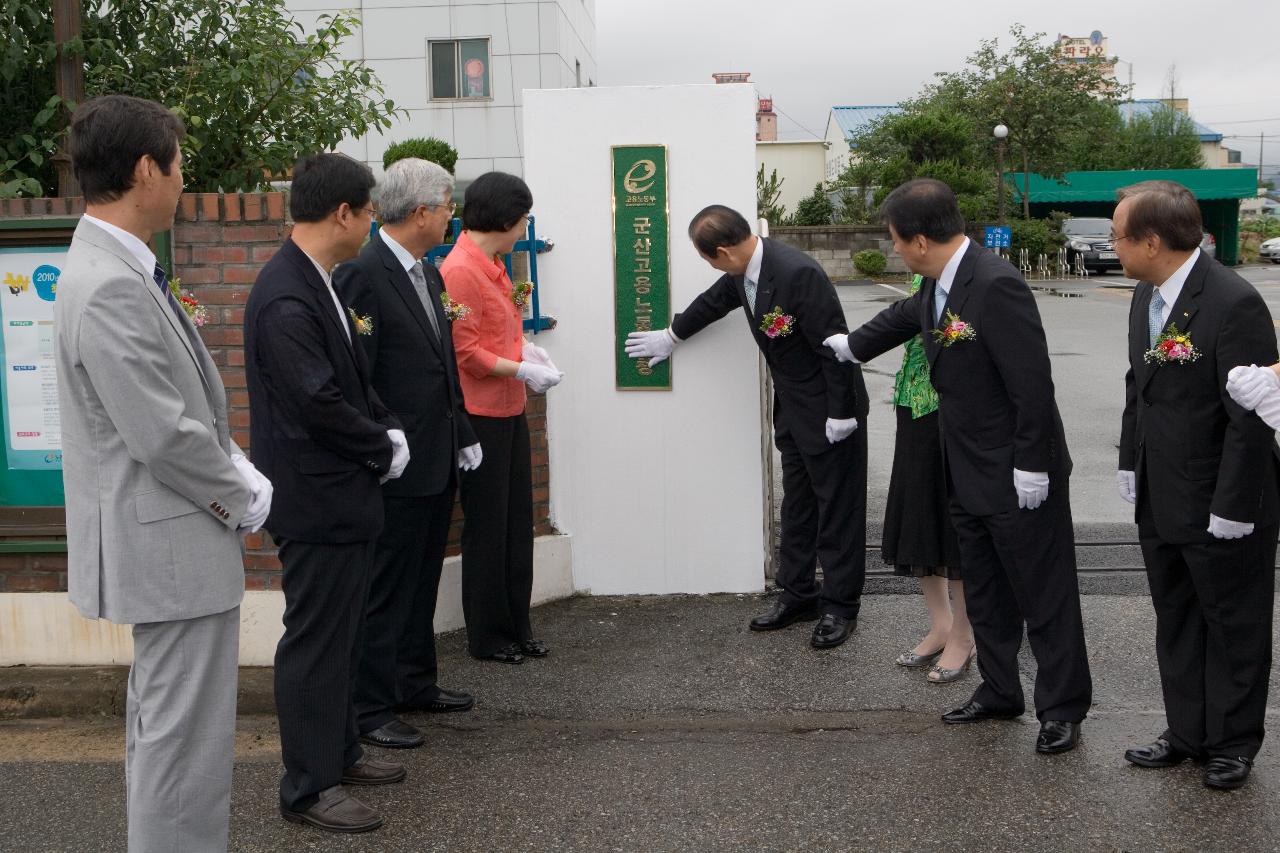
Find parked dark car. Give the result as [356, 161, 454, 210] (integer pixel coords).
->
[1061, 217, 1121, 274]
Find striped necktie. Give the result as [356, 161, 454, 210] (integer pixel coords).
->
[1148, 289, 1165, 347]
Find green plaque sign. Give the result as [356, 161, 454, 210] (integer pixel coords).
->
[612, 145, 671, 390]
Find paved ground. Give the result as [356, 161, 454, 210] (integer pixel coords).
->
[4, 592, 1280, 852]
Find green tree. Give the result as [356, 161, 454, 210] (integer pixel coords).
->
[837, 104, 996, 224]
[944, 25, 1120, 218]
[0, 2, 75, 196]
[1121, 105, 1203, 169]
[756, 164, 788, 225]
[83, 0, 401, 192]
[384, 137, 459, 173]
[792, 183, 834, 226]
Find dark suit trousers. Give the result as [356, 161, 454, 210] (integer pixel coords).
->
[274, 538, 374, 812]
[354, 482, 456, 731]
[1138, 496, 1276, 759]
[950, 479, 1093, 722]
[460, 413, 534, 657]
[775, 418, 867, 620]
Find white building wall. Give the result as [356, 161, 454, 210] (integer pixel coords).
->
[523, 84, 767, 596]
[757, 140, 827, 220]
[284, 0, 597, 180]
[824, 113, 849, 182]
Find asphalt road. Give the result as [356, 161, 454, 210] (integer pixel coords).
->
[3, 593, 1280, 852]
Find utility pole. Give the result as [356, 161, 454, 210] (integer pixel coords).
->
[52, 0, 85, 198]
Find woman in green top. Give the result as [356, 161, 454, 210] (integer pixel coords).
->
[883, 276, 974, 683]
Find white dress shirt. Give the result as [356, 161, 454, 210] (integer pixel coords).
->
[1151, 248, 1200, 325]
[744, 235, 764, 287]
[379, 227, 417, 273]
[934, 237, 971, 320]
[82, 214, 157, 275]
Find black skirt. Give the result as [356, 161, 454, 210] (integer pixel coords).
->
[882, 405, 963, 578]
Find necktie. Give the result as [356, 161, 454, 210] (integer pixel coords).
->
[410, 261, 441, 339]
[934, 284, 948, 326]
[744, 277, 757, 313]
[1148, 289, 1165, 347]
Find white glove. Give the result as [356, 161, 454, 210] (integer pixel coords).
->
[522, 340, 553, 367]
[624, 328, 678, 367]
[385, 429, 410, 481]
[1226, 364, 1280, 412]
[458, 442, 483, 472]
[1116, 470, 1137, 505]
[516, 361, 564, 394]
[825, 416, 859, 444]
[1013, 468, 1049, 510]
[231, 453, 272, 533]
[1208, 514, 1254, 539]
[823, 333, 857, 363]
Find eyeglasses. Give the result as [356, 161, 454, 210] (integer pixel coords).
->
[1110, 232, 1132, 243]
[355, 205, 377, 218]
[434, 202, 456, 215]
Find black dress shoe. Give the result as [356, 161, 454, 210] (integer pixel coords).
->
[520, 640, 550, 657]
[941, 699, 1024, 724]
[1204, 756, 1252, 790]
[477, 643, 525, 664]
[749, 599, 819, 631]
[358, 718, 423, 749]
[1124, 737, 1193, 768]
[1036, 720, 1080, 754]
[340, 754, 407, 786]
[810, 613, 855, 649]
[281, 786, 383, 833]
[400, 687, 474, 714]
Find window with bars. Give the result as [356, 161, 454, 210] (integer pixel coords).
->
[429, 39, 491, 100]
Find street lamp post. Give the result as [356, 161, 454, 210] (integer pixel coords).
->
[993, 123, 1009, 226]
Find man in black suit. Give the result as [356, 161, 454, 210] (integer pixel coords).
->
[245, 154, 410, 833]
[625, 205, 869, 649]
[826, 179, 1092, 754]
[335, 158, 480, 750]
[1114, 180, 1280, 790]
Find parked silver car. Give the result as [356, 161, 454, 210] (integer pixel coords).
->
[1260, 236, 1280, 264]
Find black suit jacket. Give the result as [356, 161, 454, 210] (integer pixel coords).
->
[244, 238, 401, 543]
[334, 234, 476, 498]
[848, 242, 1070, 516]
[671, 237, 868, 457]
[1119, 252, 1280, 543]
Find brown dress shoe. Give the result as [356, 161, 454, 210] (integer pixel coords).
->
[280, 785, 383, 833]
[341, 754, 407, 786]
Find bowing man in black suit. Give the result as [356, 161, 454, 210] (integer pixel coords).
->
[826, 179, 1092, 755]
[1114, 180, 1280, 790]
[245, 154, 410, 834]
[335, 158, 481, 751]
[625, 205, 870, 649]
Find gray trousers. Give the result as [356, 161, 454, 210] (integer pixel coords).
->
[127, 605, 240, 853]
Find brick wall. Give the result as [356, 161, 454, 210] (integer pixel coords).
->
[0, 193, 554, 593]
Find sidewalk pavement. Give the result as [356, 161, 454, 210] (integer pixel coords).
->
[3, 591, 1279, 851]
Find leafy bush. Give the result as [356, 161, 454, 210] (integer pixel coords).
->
[384, 137, 459, 174]
[0, 3, 72, 196]
[852, 249, 887, 276]
[792, 183, 834, 226]
[1009, 217, 1057, 259]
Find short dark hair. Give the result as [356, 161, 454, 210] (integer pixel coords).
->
[69, 95, 185, 204]
[688, 205, 752, 257]
[462, 171, 533, 232]
[878, 178, 966, 242]
[289, 153, 375, 223]
[1116, 180, 1202, 252]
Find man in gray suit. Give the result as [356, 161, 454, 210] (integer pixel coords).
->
[55, 95, 271, 852]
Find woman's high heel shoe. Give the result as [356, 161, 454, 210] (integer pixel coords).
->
[927, 650, 975, 684]
[895, 646, 945, 668]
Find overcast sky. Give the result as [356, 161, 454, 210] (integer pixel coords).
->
[596, 0, 1280, 175]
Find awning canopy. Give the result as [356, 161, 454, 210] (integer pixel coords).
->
[1006, 168, 1259, 203]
